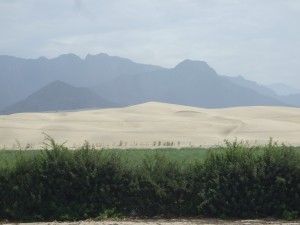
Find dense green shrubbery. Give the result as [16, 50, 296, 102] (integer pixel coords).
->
[0, 139, 299, 221]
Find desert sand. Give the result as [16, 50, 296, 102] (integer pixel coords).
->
[0, 102, 300, 149]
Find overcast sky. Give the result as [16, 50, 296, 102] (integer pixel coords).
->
[1, 0, 300, 88]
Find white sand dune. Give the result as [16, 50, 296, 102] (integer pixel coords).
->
[0, 102, 300, 149]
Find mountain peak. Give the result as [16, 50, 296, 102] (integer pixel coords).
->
[85, 53, 109, 60]
[173, 59, 217, 76]
[45, 80, 72, 88]
[176, 59, 208, 67]
[37, 56, 48, 61]
[0, 80, 114, 114]
[54, 53, 82, 61]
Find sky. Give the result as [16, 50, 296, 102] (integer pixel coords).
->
[1, 0, 300, 88]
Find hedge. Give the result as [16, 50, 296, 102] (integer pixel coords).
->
[0, 139, 299, 221]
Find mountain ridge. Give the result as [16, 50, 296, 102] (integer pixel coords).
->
[0, 53, 298, 114]
[0, 53, 163, 110]
[94, 59, 287, 108]
[0, 80, 116, 115]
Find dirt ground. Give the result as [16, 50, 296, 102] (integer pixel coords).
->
[3, 219, 300, 225]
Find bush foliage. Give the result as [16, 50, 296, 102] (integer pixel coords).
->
[0, 139, 299, 221]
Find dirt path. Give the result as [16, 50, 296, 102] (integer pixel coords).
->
[3, 219, 300, 225]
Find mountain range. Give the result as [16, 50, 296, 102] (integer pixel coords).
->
[0, 53, 299, 114]
[93, 60, 285, 108]
[0, 53, 161, 110]
[267, 83, 300, 96]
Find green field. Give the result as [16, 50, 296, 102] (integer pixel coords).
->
[1, 143, 300, 168]
[0, 147, 216, 168]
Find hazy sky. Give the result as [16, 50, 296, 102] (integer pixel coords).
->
[1, 0, 300, 88]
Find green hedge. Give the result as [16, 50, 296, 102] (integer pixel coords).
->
[0, 139, 299, 221]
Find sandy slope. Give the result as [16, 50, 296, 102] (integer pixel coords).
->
[0, 102, 300, 149]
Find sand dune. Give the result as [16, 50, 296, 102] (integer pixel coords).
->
[0, 102, 300, 149]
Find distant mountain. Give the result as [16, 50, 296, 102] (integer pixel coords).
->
[279, 93, 300, 107]
[266, 83, 300, 96]
[0, 80, 115, 114]
[0, 88, 12, 109]
[0, 53, 162, 110]
[224, 75, 278, 98]
[93, 59, 287, 108]
[1, 53, 297, 111]
[225, 78, 300, 106]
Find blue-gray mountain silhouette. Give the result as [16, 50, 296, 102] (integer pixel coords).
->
[1, 54, 297, 113]
[223, 75, 278, 98]
[266, 83, 300, 96]
[223, 76, 300, 106]
[0, 53, 161, 110]
[94, 59, 287, 108]
[0, 80, 115, 114]
[279, 93, 300, 107]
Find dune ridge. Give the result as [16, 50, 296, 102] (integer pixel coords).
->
[0, 102, 300, 149]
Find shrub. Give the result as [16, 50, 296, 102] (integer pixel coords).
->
[0, 139, 299, 221]
[198, 140, 260, 218]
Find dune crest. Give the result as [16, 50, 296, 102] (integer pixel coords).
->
[0, 102, 300, 149]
